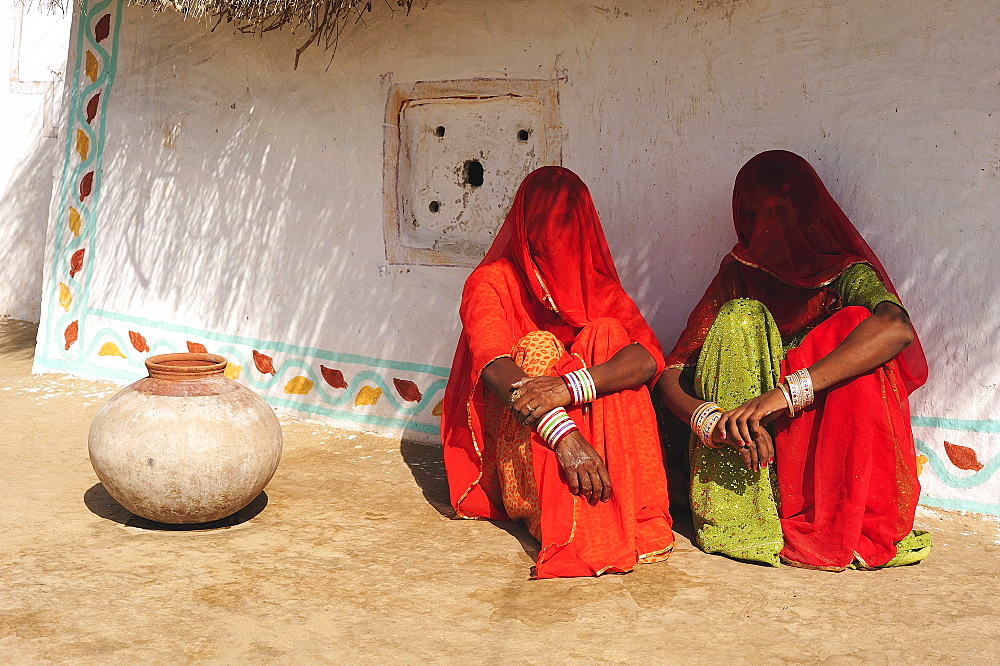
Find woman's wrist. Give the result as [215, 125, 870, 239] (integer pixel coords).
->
[779, 368, 815, 416]
[690, 401, 724, 449]
[561, 368, 597, 405]
[536, 407, 579, 449]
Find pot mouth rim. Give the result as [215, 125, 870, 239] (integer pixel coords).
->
[145, 353, 229, 380]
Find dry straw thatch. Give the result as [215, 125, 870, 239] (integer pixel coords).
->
[130, 0, 414, 67]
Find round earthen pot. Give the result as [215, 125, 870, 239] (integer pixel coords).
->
[88, 353, 283, 524]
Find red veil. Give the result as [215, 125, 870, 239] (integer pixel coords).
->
[667, 150, 927, 393]
[442, 166, 665, 520]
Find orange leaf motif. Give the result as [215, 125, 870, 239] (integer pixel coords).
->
[253, 350, 275, 375]
[86, 94, 100, 124]
[943, 441, 984, 472]
[355, 386, 382, 406]
[64, 321, 79, 350]
[79, 171, 94, 202]
[85, 50, 99, 82]
[76, 130, 90, 161]
[68, 207, 82, 236]
[320, 365, 348, 389]
[95, 14, 111, 42]
[431, 400, 443, 417]
[69, 249, 85, 278]
[393, 378, 422, 402]
[187, 341, 208, 354]
[129, 331, 149, 353]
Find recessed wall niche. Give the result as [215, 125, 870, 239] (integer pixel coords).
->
[383, 79, 562, 266]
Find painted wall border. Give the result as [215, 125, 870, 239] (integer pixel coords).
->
[32, 0, 446, 440]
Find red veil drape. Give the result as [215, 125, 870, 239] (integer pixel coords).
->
[667, 150, 928, 568]
[441, 166, 673, 577]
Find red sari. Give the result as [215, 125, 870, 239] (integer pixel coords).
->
[667, 150, 929, 569]
[442, 166, 674, 578]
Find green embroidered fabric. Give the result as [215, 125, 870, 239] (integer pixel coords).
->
[690, 298, 784, 566]
[832, 263, 904, 314]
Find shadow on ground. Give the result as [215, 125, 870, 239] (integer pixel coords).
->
[84, 483, 268, 531]
[400, 438, 541, 560]
[0, 318, 37, 365]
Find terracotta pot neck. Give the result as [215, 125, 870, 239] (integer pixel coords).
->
[145, 353, 228, 381]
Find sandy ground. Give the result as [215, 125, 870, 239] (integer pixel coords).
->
[1, 318, 998, 664]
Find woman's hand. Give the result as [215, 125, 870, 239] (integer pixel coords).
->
[713, 387, 787, 471]
[509, 376, 571, 425]
[553, 431, 612, 505]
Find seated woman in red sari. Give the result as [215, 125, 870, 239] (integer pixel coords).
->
[657, 150, 931, 570]
[442, 166, 675, 579]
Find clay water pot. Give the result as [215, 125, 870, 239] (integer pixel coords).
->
[88, 353, 282, 524]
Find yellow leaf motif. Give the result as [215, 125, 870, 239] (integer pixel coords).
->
[355, 385, 382, 406]
[431, 400, 444, 417]
[76, 130, 90, 161]
[98, 342, 126, 358]
[916, 454, 928, 477]
[59, 283, 72, 311]
[224, 363, 242, 380]
[85, 50, 99, 82]
[68, 207, 81, 236]
[284, 376, 314, 395]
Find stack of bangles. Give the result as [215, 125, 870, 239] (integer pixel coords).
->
[690, 401, 725, 449]
[536, 407, 579, 449]
[562, 368, 597, 405]
[777, 367, 815, 416]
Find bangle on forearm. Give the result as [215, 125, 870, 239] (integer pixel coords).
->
[562, 368, 597, 405]
[781, 368, 814, 416]
[536, 407, 579, 449]
[690, 401, 724, 448]
[777, 383, 795, 417]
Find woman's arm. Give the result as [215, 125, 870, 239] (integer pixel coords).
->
[715, 301, 915, 470]
[481, 343, 657, 506]
[506, 343, 658, 425]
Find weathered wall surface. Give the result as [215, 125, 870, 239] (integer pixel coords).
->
[34, 0, 1000, 512]
[0, 1, 70, 320]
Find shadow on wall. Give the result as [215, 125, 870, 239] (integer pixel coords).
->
[66, 5, 466, 375]
[0, 121, 60, 321]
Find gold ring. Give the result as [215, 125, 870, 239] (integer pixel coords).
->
[510, 389, 523, 403]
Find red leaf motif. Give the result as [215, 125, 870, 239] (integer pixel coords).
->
[95, 14, 111, 42]
[393, 378, 423, 402]
[79, 172, 94, 202]
[320, 365, 348, 389]
[253, 350, 275, 375]
[64, 321, 79, 350]
[128, 331, 149, 353]
[943, 441, 984, 472]
[69, 248, 85, 278]
[86, 94, 100, 124]
[186, 341, 208, 353]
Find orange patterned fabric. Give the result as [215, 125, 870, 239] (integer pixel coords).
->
[442, 167, 673, 578]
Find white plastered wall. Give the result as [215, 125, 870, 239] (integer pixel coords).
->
[34, 0, 1000, 511]
[0, 0, 70, 320]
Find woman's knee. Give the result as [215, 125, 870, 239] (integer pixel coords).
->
[712, 299, 771, 333]
[512, 330, 564, 372]
[580, 316, 629, 341]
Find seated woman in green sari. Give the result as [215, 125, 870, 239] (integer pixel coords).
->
[657, 150, 931, 570]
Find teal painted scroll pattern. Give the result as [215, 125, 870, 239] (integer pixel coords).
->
[912, 416, 1000, 515]
[37, 311, 449, 435]
[36, 0, 123, 363]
